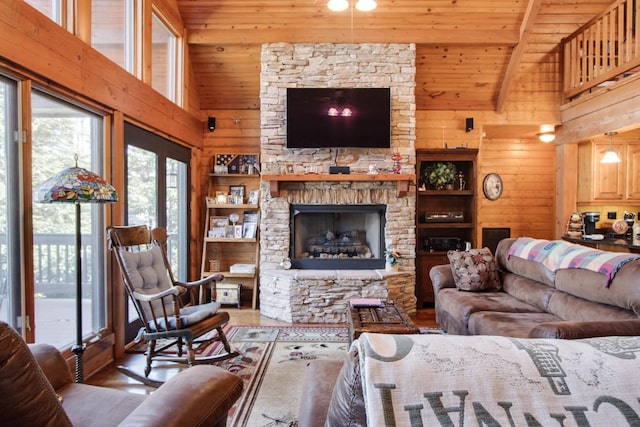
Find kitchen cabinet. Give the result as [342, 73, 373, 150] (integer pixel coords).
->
[415, 149, 477, 308]
[578, 139, 640, 203]
[201, 173, 260, 309]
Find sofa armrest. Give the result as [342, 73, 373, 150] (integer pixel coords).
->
[529, 319, 640, 339]
[120, 365, 243, 427]
[429, 264, 455, 294]
[28, 343, 73, 390]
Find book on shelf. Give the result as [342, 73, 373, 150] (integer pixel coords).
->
[243, 211, 258, 223]
[349, 298, 385, 308]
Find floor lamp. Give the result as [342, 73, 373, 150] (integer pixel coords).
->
[34, 156, 118, 383]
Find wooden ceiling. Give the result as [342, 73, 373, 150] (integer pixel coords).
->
[177, 0, 612, 111]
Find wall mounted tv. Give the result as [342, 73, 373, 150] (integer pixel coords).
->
[286, 87, 391, 149]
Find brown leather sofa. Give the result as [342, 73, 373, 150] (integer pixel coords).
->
[0, 320, 243, 427]
[430, 237, 640, 338]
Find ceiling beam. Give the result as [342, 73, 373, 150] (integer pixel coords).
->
[495, 0, 542, 113]
[186, 28, 520, 46]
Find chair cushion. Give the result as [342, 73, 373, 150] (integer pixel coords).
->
[119, 246, 171, 293]
[447, 247, 502, 291]
[148, 302, 221, 332]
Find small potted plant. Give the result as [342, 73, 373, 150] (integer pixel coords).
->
[384, 248, 401, 271]
[422, 162, 457, 190]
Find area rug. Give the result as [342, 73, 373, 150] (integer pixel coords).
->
[208, 326, 350, 427]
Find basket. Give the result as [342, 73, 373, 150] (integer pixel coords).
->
[209, 259, 221, 272]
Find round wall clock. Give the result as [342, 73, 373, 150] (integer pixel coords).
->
[483, 173, 503, 200]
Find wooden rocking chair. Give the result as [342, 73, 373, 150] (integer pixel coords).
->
[107, 225, 238, 387]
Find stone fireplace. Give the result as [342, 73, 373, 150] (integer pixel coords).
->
[258, 43, 417, 322]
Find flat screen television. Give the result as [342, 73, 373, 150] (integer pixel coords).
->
[286, 87, 391, 149]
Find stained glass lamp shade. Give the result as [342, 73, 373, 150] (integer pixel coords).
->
[34, 158, 118, 382]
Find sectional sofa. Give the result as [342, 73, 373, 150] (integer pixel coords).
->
[430, 237, 640, 338]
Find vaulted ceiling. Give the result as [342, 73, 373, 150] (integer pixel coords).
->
[176, 0, 612, 112]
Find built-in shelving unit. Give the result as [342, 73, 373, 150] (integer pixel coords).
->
[201, 173, 260, 309]
[416, 149, 478, 307]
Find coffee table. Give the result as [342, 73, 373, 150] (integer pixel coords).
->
[347, 300, 420, 343]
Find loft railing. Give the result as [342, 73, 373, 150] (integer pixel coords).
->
[562, 0, 640, 102]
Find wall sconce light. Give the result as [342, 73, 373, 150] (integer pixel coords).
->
[537, 124, 555, 143]
[328, 0, 377, 12]
[601, 131, 622, 164]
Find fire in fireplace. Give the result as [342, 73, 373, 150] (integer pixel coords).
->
[290, 204, 386, 269]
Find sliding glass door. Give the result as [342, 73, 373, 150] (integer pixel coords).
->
[123, 123, 190, 342]
[0, 76, 22, 332]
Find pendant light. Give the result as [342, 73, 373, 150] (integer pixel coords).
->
[601, 131, 622, 164]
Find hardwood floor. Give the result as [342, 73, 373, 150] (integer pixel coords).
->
[87, 307, 438, 393]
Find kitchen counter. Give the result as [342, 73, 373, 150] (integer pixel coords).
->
[562, 235, 640, 254]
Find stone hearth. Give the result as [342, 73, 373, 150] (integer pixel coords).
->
[258, 43, 417, 322]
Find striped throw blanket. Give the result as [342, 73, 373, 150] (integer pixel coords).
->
[506, 237, 573, 272]
[507, 237, 640, 287]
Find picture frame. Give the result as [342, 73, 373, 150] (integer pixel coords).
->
[248, 189, 260, 205]
[214, 153, 259, 174]
[234, 225, 243, 238]
[242, 222, 257, 239]
[225, 225, 236, 238]
[286, 163, 295, 174]
[229, 185, 245, 204]
[208, 227, 226, 238]
[216, 193, 228, 204]
[210, 216, 228, 229]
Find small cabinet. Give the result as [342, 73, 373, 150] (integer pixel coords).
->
[201, 173, 260, 309]
[578, 139, 640, 203]
[416, 149, 477, 308]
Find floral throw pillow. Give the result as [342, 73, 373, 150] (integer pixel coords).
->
[447, 247, 502, 291]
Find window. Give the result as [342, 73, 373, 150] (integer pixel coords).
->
[151, 12, 178, 101]
[91, 0, 134, 73]
[0, 76, 22, 333]
[25, 0, 63, 25]
[31, 90, 108, 348]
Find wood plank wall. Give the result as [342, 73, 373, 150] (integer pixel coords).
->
[476, 137, 556, 242]
[197, 108, 557, 257]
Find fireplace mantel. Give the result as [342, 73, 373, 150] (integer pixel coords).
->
[261, 173, 415, 197]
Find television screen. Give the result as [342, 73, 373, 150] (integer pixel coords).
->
[286, 88, 391, 149]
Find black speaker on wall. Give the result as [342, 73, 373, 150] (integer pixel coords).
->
[465, 117, 474, 132]
[207, 117, 216, 132]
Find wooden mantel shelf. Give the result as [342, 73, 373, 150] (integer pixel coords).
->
[261, 173, 415, 197]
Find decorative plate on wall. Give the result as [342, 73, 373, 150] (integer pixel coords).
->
[483, 173, 503, 200]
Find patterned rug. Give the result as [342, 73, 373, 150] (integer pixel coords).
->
[207, 326, 350, 427]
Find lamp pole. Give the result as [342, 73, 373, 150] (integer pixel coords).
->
[71, 202, 85, 383]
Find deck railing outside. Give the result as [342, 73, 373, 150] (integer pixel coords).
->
[563, 0, 640, 102]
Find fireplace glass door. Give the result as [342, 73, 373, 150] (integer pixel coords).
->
[290, 204, 386, 269]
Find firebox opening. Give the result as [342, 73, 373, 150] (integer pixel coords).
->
[290, 204, 386, 270]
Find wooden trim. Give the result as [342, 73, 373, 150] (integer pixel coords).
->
[187, 28, 519, 46]
[496, 0, 542, 113]
[261, 173, 415, 197]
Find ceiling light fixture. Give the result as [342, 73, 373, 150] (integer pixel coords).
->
[538, 132, 556, 143]
[355, 0, 377, 11]
[327, 0, 376, 12]
[537, 124, 556, 143]
[601, 131, 622, 164]
[327, 0, 349, 11]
